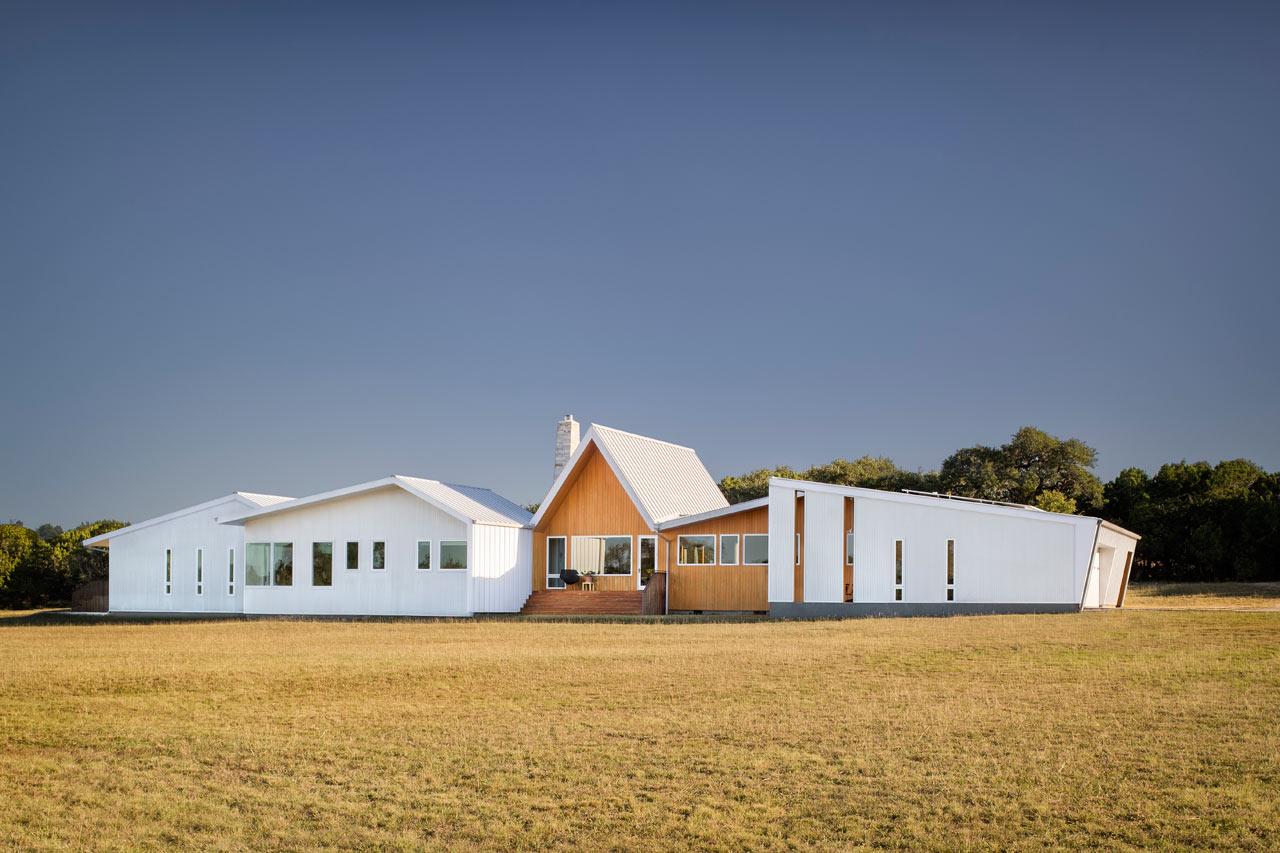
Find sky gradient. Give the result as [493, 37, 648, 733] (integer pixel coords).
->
[3, 1, 1278, 526]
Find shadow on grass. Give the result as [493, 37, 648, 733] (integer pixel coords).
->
[1129, 581, 1280, 599]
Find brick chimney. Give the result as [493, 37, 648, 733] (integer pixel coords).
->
[555, 415, 580, 480]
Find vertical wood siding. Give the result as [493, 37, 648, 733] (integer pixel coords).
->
[665, 505, 769, 611]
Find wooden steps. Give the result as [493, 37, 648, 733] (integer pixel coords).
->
[519, 590, 644, 616]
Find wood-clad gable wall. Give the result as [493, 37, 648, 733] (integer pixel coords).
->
[532, 443, 661, 592]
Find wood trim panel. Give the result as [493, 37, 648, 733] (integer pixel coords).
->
[794, 496, 804, 603]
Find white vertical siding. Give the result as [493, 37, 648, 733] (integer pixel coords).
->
[107, 498, 247, 613]
[803, 491, 844, 603]
[241, 486, 471, 616]
[768, 485, 796, 602]
[472, 524, 533, 612]
[851, 495, 1090, 604]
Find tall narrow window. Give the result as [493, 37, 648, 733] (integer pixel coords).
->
[946, 539, 955, 602]
[547, 537, 566, 588]
[638, 536, 657, 586]
[720, 535, 739, 566]
[313, 542, 333, 587]
[372, 541, 386, 570]
[845, 532, 854, 565]
[196, 548, 203, 595]
[165, 549, 172, 595]
[417, 540, 432, 570]
[346, 541, 359, 571]
[894, 540, 903, 601]
[796, 533, 801, 565]
[228, 548, 235, 595]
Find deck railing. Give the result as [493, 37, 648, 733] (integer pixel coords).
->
[641, 571, 667, 615]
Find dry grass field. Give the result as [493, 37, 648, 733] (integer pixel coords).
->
[1124, 581, 1280, 610]
[1, 609, 1278, 851]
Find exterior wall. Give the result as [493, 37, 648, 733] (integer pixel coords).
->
[241, 487, 472, 616]
[848, 496, 1086, 604]
[107, 498, 247, 613]
[473, 525, 533, 613]
[665, 505, 769, 611]
[1095, 525, 1139, 608]
[768, 485, 796, 603]
[770, 483, 1099, 608]
[533, 443, 662, 591]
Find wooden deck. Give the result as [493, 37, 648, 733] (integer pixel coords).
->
[519, 590, 644, 616]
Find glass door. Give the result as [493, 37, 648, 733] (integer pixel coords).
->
[638, 536, 656, 589]
[547, 537, 566, 589]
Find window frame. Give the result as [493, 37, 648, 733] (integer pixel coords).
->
[637, 535, 657, 588]
[228, 547, 235, 596]
[346, 541, 360, 571]
[546, 536, 567, 588]
[165, 549, 172, 595]
[195, 548, 203, 595]
[570, 534, 633, 575]
[719, 534, 739, 566]
[312, 541, 333, 587]
[245, 542, 294, 587]
[676, 534, 716, 566]
[894, 539, 903, 599]
[439, 539, 468, 571]
[846, 532, 855, 566]
[417, 540, 432, 571]
[742, 534, 769, 565]
[372, 541, 386, 571]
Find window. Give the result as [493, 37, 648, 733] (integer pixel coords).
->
[638, 536, 657, 586]
[796, 532, 801, 565]
[196, 548, 203, 595]
[846, 532, 854, 565]
[165, 549, 172, 595]
[720, 535, 738, 565]
[547, 536, 566, 588]
[228, 548, 235, 596]
[372, 541, 385, 570]
[313, 542, 333, 587]
[346, 541, 359, 571]
[417, 540, 431, 570]
[572, 536, 630, 574]
[946, 539, 955, 601]
[743, 534, 769, 565]
[440, 540, 468, 570]
[246, 542, 293, 586]
[677, 535, 715, 566]
[894, 539, 903, 601]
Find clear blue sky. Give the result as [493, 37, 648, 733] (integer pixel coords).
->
[2, 1, 1277, 526]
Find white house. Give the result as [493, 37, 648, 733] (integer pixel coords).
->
[84, 418, 1139, 618]
[86, 477, 532, 617]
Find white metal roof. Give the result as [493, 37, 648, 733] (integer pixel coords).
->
[81, 491, 294, 547]
[531, 424, 729, 529]
[220, 476, 531, 528]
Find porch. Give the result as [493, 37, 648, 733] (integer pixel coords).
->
[520, 573, 666, 615]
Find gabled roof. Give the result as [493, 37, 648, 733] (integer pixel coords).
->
[81, 492, 294, 547]
[531, 424, 729, 529]
[219, 476, 532, 528]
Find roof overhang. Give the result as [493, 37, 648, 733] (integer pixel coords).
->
[656, 497, 769, 530]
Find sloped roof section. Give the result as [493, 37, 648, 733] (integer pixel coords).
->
[395, 477, 532, 527]
[83, 491, 294, 546]
[237, 492, 294, 508]
[591, 425, 729, 525]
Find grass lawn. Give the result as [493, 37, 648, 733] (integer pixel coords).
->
[1, 610, 1277, 850]
[1124, 581, 1280, 610]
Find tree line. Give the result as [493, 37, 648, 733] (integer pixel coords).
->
[718, 426, 1278, 583]
[0, 520, 123, 608]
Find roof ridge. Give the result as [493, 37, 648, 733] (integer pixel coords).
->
[590, 423, 697, 452]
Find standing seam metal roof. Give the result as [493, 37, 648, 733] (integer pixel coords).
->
[589, 425, 729, 525]
[394, 476, 533, 527]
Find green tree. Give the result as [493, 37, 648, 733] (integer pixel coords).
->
[1034, 490, 1077, 514]
[938, 427, 1101, 512]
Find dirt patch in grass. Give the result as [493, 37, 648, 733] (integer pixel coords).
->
[1, 611, 1277, 850]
